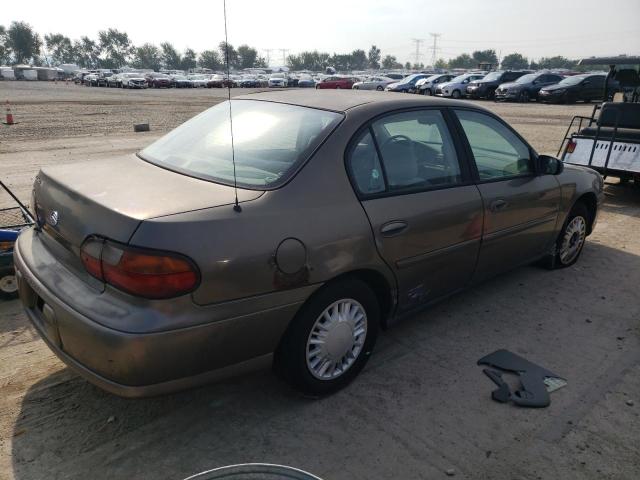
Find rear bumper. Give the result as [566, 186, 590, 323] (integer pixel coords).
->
[14, 229, 313, 397]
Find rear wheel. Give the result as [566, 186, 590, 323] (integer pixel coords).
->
[376, 85, 383, 91]
[0, 268, 18, 300]
[452, 89, 461, 99]
[544, 203, 590, 269]
[275, 278, 379, 396]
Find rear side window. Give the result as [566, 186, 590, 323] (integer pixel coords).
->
[349, 131, 386, 195]
[455, 110, 532, 180]
[140, 100, 343, 188]
[347, 109, 462, 196]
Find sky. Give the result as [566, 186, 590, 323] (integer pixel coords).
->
[3, 0, 639, 66]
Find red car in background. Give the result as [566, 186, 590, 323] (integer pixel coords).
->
[315, 76, 356, 89]
[145, 73, 173, 88]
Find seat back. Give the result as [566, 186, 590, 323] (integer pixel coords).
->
[598, 102, 640, 130]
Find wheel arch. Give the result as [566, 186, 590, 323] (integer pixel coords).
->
[574, 192, 598, 234]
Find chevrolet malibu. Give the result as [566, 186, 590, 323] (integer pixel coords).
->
[15, 91, 603, 398]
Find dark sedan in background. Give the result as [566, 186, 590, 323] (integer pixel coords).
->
[466, 70, 530, 99]
[538, 74, 611, 103]
[15, 91, 603, 398]
[495, 72, 564, 102]
[145, 73, 173, 88]
[385, 73, 430, 93]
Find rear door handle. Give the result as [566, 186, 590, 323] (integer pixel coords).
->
[490, 199, 508, 212]
[380, 220, 408, 236]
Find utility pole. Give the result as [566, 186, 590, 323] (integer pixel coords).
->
[279, 49, 289, 67]
[263, 49, 273, 66]
[428, 33, 441, 68]
[411, 38, 425, 67]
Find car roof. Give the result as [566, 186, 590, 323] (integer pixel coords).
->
[233, 90, 480, 113]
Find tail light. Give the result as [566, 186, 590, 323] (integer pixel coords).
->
[80, 238, 199, 299]
[566, 140, 577, 154]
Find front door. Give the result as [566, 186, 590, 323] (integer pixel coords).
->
[453, 109, 561, 282]
[346, 109, 483, 311]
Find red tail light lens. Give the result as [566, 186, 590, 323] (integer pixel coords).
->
[80, 238, 199, 299]
[566, 140, 576, 154]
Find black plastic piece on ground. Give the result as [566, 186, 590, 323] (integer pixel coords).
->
[134, 123, 150, 132]
[478, 349, 565, 408]
[483, 369, 510, 403]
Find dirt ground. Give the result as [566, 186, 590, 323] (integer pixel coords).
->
[0, 82, 638, 480]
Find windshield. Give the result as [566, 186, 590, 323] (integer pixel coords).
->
[450, 74, 471, 83]
[516, 73, 538, 83]
[140, 100, 343, 188]
[481, 72, 502, 81]
[424, 74, 441, 82]
[559, 75, 592, 85]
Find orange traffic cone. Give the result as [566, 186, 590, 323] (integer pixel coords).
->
[3, 101, 15, 125]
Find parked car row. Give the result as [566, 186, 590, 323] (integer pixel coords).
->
[377, 69, 614, 104]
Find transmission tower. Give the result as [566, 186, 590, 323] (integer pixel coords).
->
[263, 49, 273, 66]
[429, 33, 441, 68]
[411, 38, 425, 67]
[279, 49, 290, 66]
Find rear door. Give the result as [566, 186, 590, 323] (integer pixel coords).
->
[347, 109, 483, 311]
[453, 109, 561, 282]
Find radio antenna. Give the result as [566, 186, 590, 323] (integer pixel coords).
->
[223, 0, 241, 212]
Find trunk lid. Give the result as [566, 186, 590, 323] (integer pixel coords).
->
[34, 154, 263, 251]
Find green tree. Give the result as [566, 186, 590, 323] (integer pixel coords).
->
[132, 43, 162, 70]
[98, 28, 132, 68]
[368, 45, 381, 69]
[449, 53, 475, 69]
[44, 33, 76, 64]
[0, 25, 9, 64]
[404, 61, 412, 70]
[501, 52, 529, 70]
[6, 21, 42, 64]
[434, 58, 448, 69]
[350, 49, 368, 70]
[537, 56, 576, 70]
[219, 41, 238, 68]
[74, 36, 101, 68]
[160, 42, 182, 70]
[237, 44, 258, 69]
[198, 50, 222, 70]
[181, 48, 197, 71]
[472, 49, 498, 66]
[381, 55, 398, 69]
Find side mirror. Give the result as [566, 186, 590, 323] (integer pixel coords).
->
[536, 155, 564, 175]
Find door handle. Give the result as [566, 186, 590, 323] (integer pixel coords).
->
[490, 199, 508, 212]
[380, 220, 408, 236]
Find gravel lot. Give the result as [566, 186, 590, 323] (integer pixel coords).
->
[0, 82, 638, 480]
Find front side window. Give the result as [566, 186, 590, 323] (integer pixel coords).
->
[455, 110, 532, 180]
[370, 110, 462, 191]
[140, 100, 343, 188]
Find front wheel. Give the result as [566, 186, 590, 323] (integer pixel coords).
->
[275, 278, 379, 396]
[423, 88, 432, 96]
[0, 268, 18, 300]
[519, 91, 530, 103]
[452, 89, 461, 99]
[544, 203, 590, 269]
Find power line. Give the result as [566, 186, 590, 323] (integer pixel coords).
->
[429, 33, 441, 67]
[411, 38, 425, 66]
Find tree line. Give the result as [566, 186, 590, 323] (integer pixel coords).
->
[0, 20, 591, 73]
[0, 21, 266, 71]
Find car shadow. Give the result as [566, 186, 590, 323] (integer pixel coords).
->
[9, 241, 640, 480]
[601, 182, 640, 219]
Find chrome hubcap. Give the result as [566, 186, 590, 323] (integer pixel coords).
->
[559, 216, 586, 264]
[0, 274, 17, 293]
[306, 299, 367, 380]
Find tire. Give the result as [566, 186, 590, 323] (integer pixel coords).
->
[376, 85, 383, 91]
[335, 86, 341, 89]
[424, 88, 432, 96]
[544, 203, 590, 269]
[275, 277, 379, 396]
[486, 89, 496, 100]
[519, 91, 530, 103]
[0, 267, 18, 300]
[452, 89, 461, 99]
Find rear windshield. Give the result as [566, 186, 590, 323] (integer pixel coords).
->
[140, 100, 343, 188]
